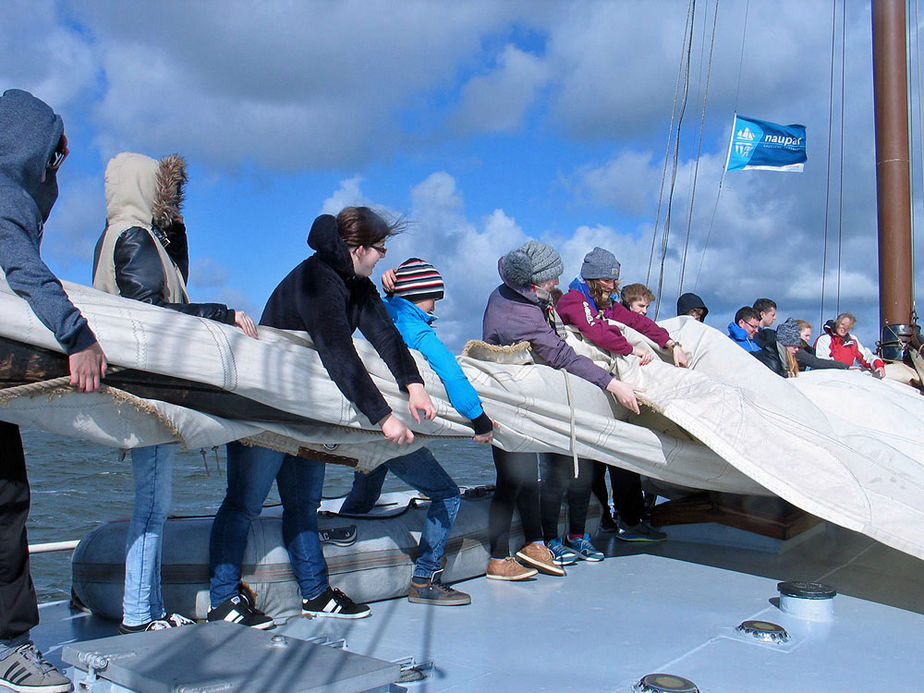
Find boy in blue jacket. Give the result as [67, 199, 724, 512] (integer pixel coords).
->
[339, 259, 494, 605]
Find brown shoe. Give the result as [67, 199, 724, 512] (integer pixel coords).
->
[486, 557, 538, 581]
[516, 543, 566, 576]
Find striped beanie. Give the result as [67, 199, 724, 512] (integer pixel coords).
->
[390, 258, 444, 301]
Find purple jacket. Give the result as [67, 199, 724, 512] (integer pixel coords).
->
[481, 260, 613, 390]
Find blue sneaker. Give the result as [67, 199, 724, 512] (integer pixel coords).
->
[565, 533, 604, 562]
[547, 538, 578, 566]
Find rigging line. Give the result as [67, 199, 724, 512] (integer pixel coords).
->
[836, 0, 847, 315]
[679, 0, 720, 294]
[820, 0, 838, 329]
[648, 0, 696, 289]
[654, 0, 697, 319]
[912, 0, 920, 314]
[695, 0, 751, 290]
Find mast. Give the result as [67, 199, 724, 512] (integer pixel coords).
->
[872, 0, 916, 358]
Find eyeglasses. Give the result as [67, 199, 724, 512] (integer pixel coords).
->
[370, 244, 387, 256]
[746, 321, 760, 330]
[47, 134, 68, 173]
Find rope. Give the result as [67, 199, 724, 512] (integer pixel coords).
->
[912, 0, 921, 317]
[679, 0, 720, 294]
[820, 0, 839, 328]
[836, 0, 846, 315]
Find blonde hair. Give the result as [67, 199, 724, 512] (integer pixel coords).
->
[786, 349, 799, 378]
[795, 319, 812, 332]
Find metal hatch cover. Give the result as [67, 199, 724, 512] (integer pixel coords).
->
[61, 621, 400, 692]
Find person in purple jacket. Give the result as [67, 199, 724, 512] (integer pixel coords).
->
[481, 241, 642, 579]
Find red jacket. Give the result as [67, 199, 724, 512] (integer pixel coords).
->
[814, 324, 883, 371]
[556, 287, 671, 355]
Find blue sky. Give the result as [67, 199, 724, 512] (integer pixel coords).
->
[3, 0, 917, 352]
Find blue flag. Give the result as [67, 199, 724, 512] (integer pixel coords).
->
[725, 115, 807, 172]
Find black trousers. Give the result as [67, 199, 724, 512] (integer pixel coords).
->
[0, 422, 38, 640]
[540, 454, 594, 540]
[592, 461, 644, 526]
[488, 448, 542, 558]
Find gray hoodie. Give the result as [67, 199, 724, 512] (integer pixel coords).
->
[0, 89, 96, 354]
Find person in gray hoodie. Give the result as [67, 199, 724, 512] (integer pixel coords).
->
[0, 88, 106, 693]
[481, 240, 642, 581]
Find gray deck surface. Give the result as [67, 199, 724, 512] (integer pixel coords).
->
[29, 522, 924, 692]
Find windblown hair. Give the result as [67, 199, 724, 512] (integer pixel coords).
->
[336, 206, 405, 248]
[586, 278, 617, 310]
[786, 350, 800, 378]
[835, 311, 857, 329]
[621, 283, 656, 307]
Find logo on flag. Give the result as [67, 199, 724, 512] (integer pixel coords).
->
[725, 115, 806, 172]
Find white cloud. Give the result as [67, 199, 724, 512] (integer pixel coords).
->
[451, 44, 549, 133]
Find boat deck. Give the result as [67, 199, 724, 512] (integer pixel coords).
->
[31, 522, 924, 691]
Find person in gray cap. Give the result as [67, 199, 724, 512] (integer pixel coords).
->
[753, 317, 804, 377]
[481, 240, 643, 581]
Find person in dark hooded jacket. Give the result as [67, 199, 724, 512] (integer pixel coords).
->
[208, 207, 435, 627]
[92, 152, 257, 635]
[0, 88, 105, 693]
[676, 292, 709, 322]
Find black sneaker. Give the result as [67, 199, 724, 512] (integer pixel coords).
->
[0, 641, 72, 692]
[207, 594, 274, 629]
[301, 587, 371, 619]
[408, 571, 471, 606]
[119, 612, 195, 634]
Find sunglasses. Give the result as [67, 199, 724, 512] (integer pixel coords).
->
[370, 244, 387, 256]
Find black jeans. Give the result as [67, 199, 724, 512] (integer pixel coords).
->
[488, 448, 542, 558]
[592, 461, 644, 526]
[540, 454, 594, 541]
[0, 423, 38, 641]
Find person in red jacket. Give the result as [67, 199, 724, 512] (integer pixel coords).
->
[814, 312, 885, 377]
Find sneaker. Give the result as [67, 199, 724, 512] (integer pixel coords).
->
[119, 612, 195, 634]
[486, 557, 538, 581]
[515, 543, 566, 576]
[564, 533, 605, 562]
[207, 593, 274, 629]
[546, 537, 578, 566]
[616, 519, 668, 543]
[302, 587, 371, 619]
[408, 571, 471, 606]
[0, 641, 72, 693]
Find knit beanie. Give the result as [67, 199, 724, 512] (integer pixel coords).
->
[776, 318, 802, 346]
[581, 246, 620, 280]
[501, 240, 564, 287]
[390, 258, 444, 301]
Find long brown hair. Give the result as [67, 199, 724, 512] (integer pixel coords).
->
[336, 206, 405, 247]
[586, 278, 617, 311]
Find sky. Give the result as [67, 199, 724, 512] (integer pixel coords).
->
[3, 0, 921, 352]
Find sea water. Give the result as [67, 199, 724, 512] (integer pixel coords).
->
[20, 428, 495, 603]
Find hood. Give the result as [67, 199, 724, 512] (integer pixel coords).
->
[0, 89, 65, 222]
[498, 257, 541, 305]
[728, 321, 752, 341]
[105, 152, 187, 233]
[384, 295, 437, 324]
[677, 292, 708, 318]
[568, 277, 599, 312]
[307, 214, 355, 277]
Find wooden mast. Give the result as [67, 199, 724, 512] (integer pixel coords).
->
[872, 0, 916, 357]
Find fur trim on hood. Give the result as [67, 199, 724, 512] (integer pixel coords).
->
[105, 152, 187, 234]
[152, 154, 187, 229]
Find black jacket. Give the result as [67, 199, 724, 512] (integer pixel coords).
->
[261, 214, 423, 425]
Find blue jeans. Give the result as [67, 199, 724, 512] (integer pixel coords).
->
[122, 444, 174, 626]
[340, 447, 460, 580]
[209, 442, 327, 605]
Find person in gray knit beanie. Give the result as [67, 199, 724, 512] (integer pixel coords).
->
[581, 246, 620, 280]
[775, 318, 802, 347]
[501, 240, 564, 287]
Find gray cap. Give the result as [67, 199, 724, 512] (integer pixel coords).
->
[581, 246, 620, 280]
[776, 318, 802, 347]
[502, 240, 564, 286]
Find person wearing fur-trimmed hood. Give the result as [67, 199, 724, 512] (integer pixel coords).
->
[92, 152, 257, 634]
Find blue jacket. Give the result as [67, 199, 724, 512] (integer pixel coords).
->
[0, 89, 97, 354]
[385, 296, 492, 435]
[727, 321, 760, 352]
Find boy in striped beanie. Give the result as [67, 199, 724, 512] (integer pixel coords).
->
[340, 257, 494, 606]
